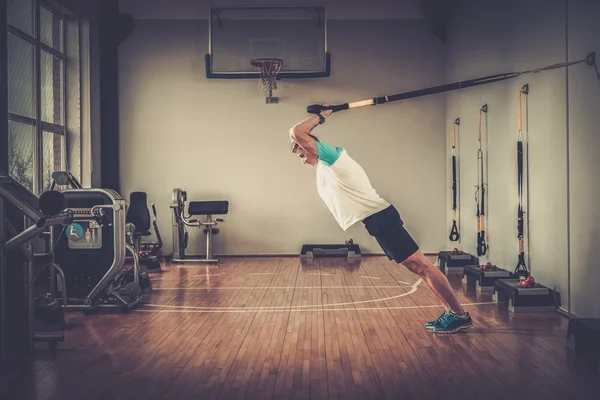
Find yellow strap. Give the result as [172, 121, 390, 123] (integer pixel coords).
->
[452, 120, 456, 147]
[517, 89, 522, 132]
[478, 108, 482, 142]
[532, 56, 590, 73]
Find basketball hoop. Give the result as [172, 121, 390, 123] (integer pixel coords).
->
[251, 58, 283, 104]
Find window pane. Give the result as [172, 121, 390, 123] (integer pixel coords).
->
[8, 32, 36, 119]
[40, 6, 63, 52]
[8, 121, 35, 193]
[65, 19, 82, 181]
[42, 131, 63, 192]
[8, 0, 34, 36]
[41, 51, 63, 124]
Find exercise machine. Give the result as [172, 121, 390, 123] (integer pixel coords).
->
[51, 170, 82, 190]
[126, 191, 163, 272]
[52, 171, 149, 292]
[50, 188, 144, 313]
[1, 168, 74, 362]
[170, 188, 229, 263]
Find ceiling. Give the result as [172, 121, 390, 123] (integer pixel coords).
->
[117, 0, 426, 20]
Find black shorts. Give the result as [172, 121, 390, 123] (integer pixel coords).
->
[362, 205, 420, 263]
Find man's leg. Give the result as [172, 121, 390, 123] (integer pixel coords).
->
[404, 268, 451, 313]
[401, 250, 473, 333]
[401, 250, 465, 315]
[363, 205, 472, 332]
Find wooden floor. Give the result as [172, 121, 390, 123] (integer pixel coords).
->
[1, 256, 599, 400]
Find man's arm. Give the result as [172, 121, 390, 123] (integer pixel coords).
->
[289, 110, 333, 157]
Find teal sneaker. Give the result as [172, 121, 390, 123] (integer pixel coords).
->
[433, 312, 473, 334]
[425, 310, 450, 330]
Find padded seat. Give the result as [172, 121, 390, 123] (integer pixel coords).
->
[125, 191, 163, 272]
[126, 192, 151, 237]
[189, 201, 229, 216]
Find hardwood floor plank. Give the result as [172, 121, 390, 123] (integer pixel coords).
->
[1, 256, 599, 400]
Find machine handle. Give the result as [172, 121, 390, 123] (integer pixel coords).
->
[180, 212, 200, 227]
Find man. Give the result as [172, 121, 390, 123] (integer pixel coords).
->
[289, 109, 473, 334]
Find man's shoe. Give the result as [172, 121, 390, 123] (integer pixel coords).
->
[425, 310, 449, 330]
[433, 312, 473, 334]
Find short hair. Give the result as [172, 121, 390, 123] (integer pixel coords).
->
[291, 134, 319, 153]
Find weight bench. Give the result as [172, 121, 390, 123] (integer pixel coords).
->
[180, 200, 229, 263]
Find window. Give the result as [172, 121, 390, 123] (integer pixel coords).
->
[6, 0, 81, 194]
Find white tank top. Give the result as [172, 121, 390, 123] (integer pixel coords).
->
[315, 147, 390, 231]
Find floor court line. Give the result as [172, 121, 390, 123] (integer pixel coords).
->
[135, 301, 499, 314]
[151, 285, 416, 290]
[143, 279, 423, 310]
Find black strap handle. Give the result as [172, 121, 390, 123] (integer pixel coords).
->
[449, 221, 460, 242]
[306, 103, 350, 114]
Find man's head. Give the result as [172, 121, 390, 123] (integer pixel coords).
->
[291, 134, 319, 166]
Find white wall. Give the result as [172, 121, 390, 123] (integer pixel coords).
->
[446, 0, 600, 317]
[117, 17, 447, 256]
[567, 0, 600, 318]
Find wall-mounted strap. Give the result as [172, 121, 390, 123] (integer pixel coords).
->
[476, 104, 488, 257]
[306, 52, 597, 114]
[449, 118, 460, 242]
[515, 84, 529, 278]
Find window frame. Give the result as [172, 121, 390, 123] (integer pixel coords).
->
[5, 0, 80, 194]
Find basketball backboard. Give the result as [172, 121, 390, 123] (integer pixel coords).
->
[205, 6, 330, 79]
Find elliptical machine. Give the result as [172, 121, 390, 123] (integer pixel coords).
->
[169, 189, 229, 263]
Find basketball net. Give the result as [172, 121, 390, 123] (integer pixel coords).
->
[251, 58, 283, 96]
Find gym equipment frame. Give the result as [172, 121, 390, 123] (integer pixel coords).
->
[1, 170, 74, 360]
[170, 189, 229, 264]
[50, 188, 143, 313]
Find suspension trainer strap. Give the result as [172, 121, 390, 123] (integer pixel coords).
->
[515, 84, 529, 278]
[477, 105, 488, 256]
[307, 52, 597, 114]
[449, 118, 460, 241]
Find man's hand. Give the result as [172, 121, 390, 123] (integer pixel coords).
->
[320, 105, 333, 118]
[288, 104, 334, 156]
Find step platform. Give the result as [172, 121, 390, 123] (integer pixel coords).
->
[300, 243, 361, 259]
[493, 279, 557, 313]
[437, 251, 478, 275]
[566, 318, 600, 373]
[462, 265, 513, 292]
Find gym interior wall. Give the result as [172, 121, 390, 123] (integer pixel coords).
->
[116, 11, 449, 256]
[444, 0, 600, 318]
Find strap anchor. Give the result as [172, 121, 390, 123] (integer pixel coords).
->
[586, 51, 596, 66]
